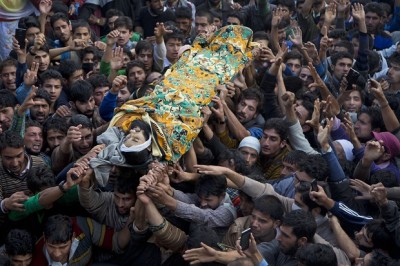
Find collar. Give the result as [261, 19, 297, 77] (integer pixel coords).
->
[44, 238, 79, 266]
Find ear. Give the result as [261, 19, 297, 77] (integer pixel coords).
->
[297, 236, 308, 247]
[279, 139, 287, 149]
[273, 219, 282, 229]
[69, 101, 75, 108]
[382, 152, 391, 162]
[330, 64, 335, 72]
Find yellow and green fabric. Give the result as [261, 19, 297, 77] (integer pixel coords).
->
[110, 25, 257, 163]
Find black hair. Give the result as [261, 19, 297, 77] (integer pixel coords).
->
[284, 50, 303, 64]
[87, 74, 109, 89]
[263, 118, 289, 141]
[351, 32, 374, 51]
[297, 154, 328, 181]
[388, 52, 400, 66]
[195, 9, 214, 24]
[370, 169, 399, 188]
[296, 181, 329, 216]
[33, 89, 52, 106]
[39, 69, 63, 85]
[135, 40, 153, 56]
[186, 224, 220, 250]
[278, 0, 295, 12]
[50, 12, 70, 28]
[18, 16, 40, 30]
[72, 19, 91, 33]
[0, 57, 17, 73]
[26, 40, 50, 54]
[366, 219, 397, 257]
[0, 89, 18, 109]
[282, 209, 317, 241]
[175, 6, 192, 20]
[359, 107, 385, 131]
[44, 116, 68, 135]
[5, 229, 34, 256]
[69, 114, 93, 129]
[331, 51, 353, 66]
[44, 215, 73, 244]
[69, 80, 94, 103]
[253, 195, 284, 221]
[126, 60, 146, 74]
[0, 131, 24, 151]
[164, 31, 185, 44]
[195, 174, 227, 198]
[105, 8, 124, 19]
[334, 40, 354, 58]
[114, 16, 133, 31]
[114, 173, 140, 195]
[217, 149, 251, 175]
[51, 0, 69, 15]
[227, 11, 244, 25]
[296, 243, 338, 266]
[27, 164, 56, 194]
[284, 76, 305, 95]
[238, 88, 264, 114]
[253, 31, 269, 42]
[80, 46, 101, 62]
[364, 2, 385, 17]
[283, 150, 307, 165]
[57, 59, 81, 80]
[25, 119, 43, 131]
[121, 120, 153, 166]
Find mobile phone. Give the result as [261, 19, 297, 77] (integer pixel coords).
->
[240, 228, 251, 250]
[311, 179, 319, 192]
[345, 68, 360, 91]
[15, 28, 27, 49]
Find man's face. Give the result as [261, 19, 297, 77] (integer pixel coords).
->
[46, 129, 65, 151]
[71, 127, 93, 155]
[343, 90, 362, 113]
[1, 65, 17, 91]
[198, 194, 224, 210]
[236, 99, 258, 124]
[1, 147, 26, 175]
[195, 16, 211, 35]
[24, 126, 43, 154]
[108, 16, 119, 30]
[150, 0, 163, 14]
[351, 38, 360, 59]
[128, 66, 146, 88]
[30, 98, 50, 124]
[82, 53, 95, 64]
[277, 5, 291, 20]
[387, 63, 400, 85]
[239, 146, 258, 167]
[213, 17, 222, 28]
[280, 161, 298, 177]
[332, 58, 352, 80]
[93, 86, 109, 106]
[365, 12, 381, 34]
[53, 19, 72, 43]
[294, 104, 310, 127]
[354, 226, 374, 249]
[299, 67, 314, 88]
[277, 225, 300, 255]
[45, 240, 72, 264]
[260, 129, 285, 157]
[116, 26, 132, 47]
[114, 191, 135, 215]
[117, 87, 130, 107]
[32, 50, 50, 72]
[73, 26, 91, 41]
[9, 254, 32, 266]
[25, 26, 41, 43]
[227, 16, 241, 26]
[250, 210, 277, 240]
[354, 113, 373, 140]
[286, 58, 301, 76]
[277, 28, 287, 45]
[166, 38, 182, 63]
[0, 106, 14, 132]
[42, 78, 62, 104]
[73, 96, 95, 118]
[68, 69, 84, 84]
[293, 171, 313, 186]
[239, 194, 254, 217]
[136, 49, 153, 71]
[176, 18, 191, 35]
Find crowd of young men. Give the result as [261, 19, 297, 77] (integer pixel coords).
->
[0, 0, 400, 265]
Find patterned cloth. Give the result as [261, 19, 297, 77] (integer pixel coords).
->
[110, 25, 256, 163]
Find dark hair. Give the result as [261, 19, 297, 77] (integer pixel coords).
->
[227, 11, 244, 25]
[253, 31, 269, 42]
[278, 0, 295, 12]
[44, 116, 68, 135]
[80, 46, 101, 62]
[0, 131, 24, 151]
[217, 149, 251, 175]
[283, 150, 307, 165]
[297, 154, 328, 181]
[114, 16, 133, 31]
[57, 59, 81, 80]
[33, 89, 52, 106]
[282, 209, 317, 241]
[164, 31, 185, 44]
[351, 32, 374, 51]
[238, 88, 264, 114]
[18, 16, 40, 30]
[186, 224, 220, 250]
[40, 69, 63, 85]
[253, 195, 284, 221]
[0, 89, 18, 109]
[366, 219, 397, 256]
[51, 0, 69, 15]
[72, 19, 91, 33]
[27, 164, 56, 194]
[69, 80, 94, 102]
[26, 40, 50, 54]
[284, 50, 303, 64]
[105, 8, 124, 19]
[364, 2, 384, 17]
[195, 174, 227, 198]
[263, 118, 289, 141]
[370, 170, 399, 188]
[25, 119, 43, 131]
[69, 114, 93, 129]
[284, 76, 306, 95]
[50, 12, 70, 28]
[5, 229, 34, 256]
[334, 40, 354, 58]
[121, 120, 152, 166]
[175, 6, 192, 20]
[135, 40, 153, 56]
[296, 181, 329, 216]
[359, 107, 384, 131]
[126, 60, 146, 74]
[87, 74, 109, 89]
[196, 9, 214, 24]
[114, 173, 139, 195]
[0, 57, 17, 73]
[44, 215, 73, 244]
[296, 243, 338, 266]
[331, 51, 353, 66]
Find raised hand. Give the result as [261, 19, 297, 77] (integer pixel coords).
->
[324, 2, 337, 25]
[351, 3, 365, 22]
[289, 26, 303, 48]
[335, 0, 351, 14]
[350, 179, 373, 200]
[210, 96, 225, 122]
[39, 0, 52, 15]
[154, 22, 173, 39]
[363, 140, 385, 162]
[24, 62, 39, 87]
[110, 46, 124, 71]
[306, 98, 321, 130]
[370, 182, 388, 206]
[271, 8, 284, 28]
[317, 117, 333, 152]
[66, 124, 83, 144]
[106, 30, 120, 47]
[201, 106, 212, 124]
[281, 91, 296, 109]
[111, 75, 127, 93]
[55, 105, 72, 117]
[18, 85, 38, 116]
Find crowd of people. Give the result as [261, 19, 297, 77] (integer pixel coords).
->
[0, 0, 400, 265]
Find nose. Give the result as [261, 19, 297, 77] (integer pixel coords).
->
[54, 138, 61, 147]
[116, 198, 124, 207]
[244, 154, 251, 165]
[199, 200, 207, 208]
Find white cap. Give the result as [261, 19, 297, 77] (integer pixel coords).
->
[238, 136, 261, 154]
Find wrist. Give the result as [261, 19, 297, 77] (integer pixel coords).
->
[1, 199, 9, 213]
[378, 199, 389, 207]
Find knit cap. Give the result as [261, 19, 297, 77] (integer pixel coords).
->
[238, 136, 261, 154]
[372, 131, 400, 158]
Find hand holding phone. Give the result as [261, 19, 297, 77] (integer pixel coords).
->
[345, 68, 360, 91]
[311, 179, 319, 192]
[240, 228, 251, 250]
[15, 28, 27, 49]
